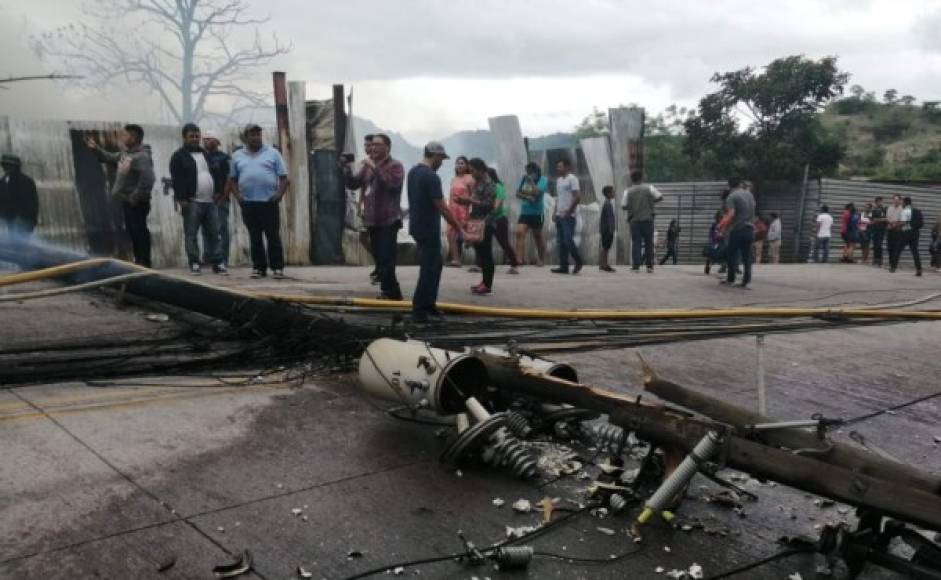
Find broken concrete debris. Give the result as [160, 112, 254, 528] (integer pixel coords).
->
[297, 565, 313, 578]
[491, 497, 505, 508]
[511, 499, 532, 513]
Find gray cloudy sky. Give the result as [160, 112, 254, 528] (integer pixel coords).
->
[2, 0, 941, 143]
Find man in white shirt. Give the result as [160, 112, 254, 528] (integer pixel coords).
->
[889, 196, 923, 275]
[885, 195, 903, 269]
[767, 212, 782, 264]
[550, 158, 584, 274]
[169, 123, 225, 275]
[814, 205, 833, 263]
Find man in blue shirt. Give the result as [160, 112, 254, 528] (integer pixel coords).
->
[228, 124, 290, 279]
[407, 141, 462, 323]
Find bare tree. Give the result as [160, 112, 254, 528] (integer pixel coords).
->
[31, 0, 291, 124]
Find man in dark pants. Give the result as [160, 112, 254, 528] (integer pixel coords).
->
[407, 142, 463, 323]
[170, 123, 225, 275]
[0, 154, 39, 238]
[228, 124, 290, 279]
[84, 125, 156, 267]
[622, 170, 663, 273]
[203, 131, 231, 267]
[890, 196, 923, 276]
[869, 196, 887, 266]
[721, 178, 756, 288]
[550, 158, 583, 274]
[343, 134, 405, 299]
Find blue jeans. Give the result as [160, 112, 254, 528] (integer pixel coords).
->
[814, 237, 830, 263]
[183, 201, 221, 266]
[726, 225, 754, 285]
[554, 215, 582, 270]
[412, 238, 443, 314]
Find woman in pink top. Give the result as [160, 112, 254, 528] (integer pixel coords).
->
[447, 156, 475, 267]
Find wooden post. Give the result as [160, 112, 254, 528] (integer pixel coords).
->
[272, 72, 290, 154]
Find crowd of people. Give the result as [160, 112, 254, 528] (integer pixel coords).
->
[813, 195, 937, 276]
[3, 123, 940, 323]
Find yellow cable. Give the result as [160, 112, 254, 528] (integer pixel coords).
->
[5, 258, 941, 321]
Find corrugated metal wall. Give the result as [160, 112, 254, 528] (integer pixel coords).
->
[0, 116, 303, 268]
[814, 179, 941, 269]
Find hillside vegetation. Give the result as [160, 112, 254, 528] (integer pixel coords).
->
[822, 93, 941, 181]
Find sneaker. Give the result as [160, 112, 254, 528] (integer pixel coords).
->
[916, 270, 923, 277]
[573, 262, 583, 275]
[250, 269, 265, 279]
[550, 268, 569, 274]
[646, 267, 654, 274]
[272, 269, 285, 279]
[507, 267, 520, 275]
[190, 263, 201, 275]
[471, 284, 492, 295]
[370, 275, 380, 285]
[600, 265, 616, 273]
[468, 265, 481, 273]
[212, 264, 228, 276]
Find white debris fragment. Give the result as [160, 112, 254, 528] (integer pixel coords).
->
[392, 566, 405, 575]
[656, 566, 665, 574]
[455, 470, 463, 478]
[788, 574, 803, 580]
[492, 498, 505, 508]
[596, 527, 616, 535]
[235, 521, 241, 527]
[301, 515, 309, 522]
[689, 563, 704, 579]
[664, 546, 671, 552]
[577, 471, 592, 480]
[145, 313, 170, 323]
[934, 436, 941, 444]
[505, 524, 541, 539]
[291, 508, 303, 517]
[297, 565, 313, 578]
[512, 499, 532, 513]
[590, 507, 609, 518]
[666, 570, 685, 579]
[276, 483, 284, 489]
[216, 526, 225, 533]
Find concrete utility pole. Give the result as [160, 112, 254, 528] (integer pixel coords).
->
[609, 107, 645, 265]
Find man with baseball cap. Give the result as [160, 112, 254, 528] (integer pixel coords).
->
[0, 154, 39, 238]
[228, 124, 290, 279]
[407, 141, 463, 323]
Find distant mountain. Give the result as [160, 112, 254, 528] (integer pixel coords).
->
[349, 116, 579, 180]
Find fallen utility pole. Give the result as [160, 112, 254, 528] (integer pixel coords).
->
[477, 353, 941, 531]
[638, 359, 941, 495]
[0, 241, 380, 357]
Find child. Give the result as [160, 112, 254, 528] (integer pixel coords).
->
[704, 210, 722, 275]
[599, 185, 616, 272]
[660, 219, 681, 265]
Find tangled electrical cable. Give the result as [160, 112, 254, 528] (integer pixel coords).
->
[339, 500, 646, 580]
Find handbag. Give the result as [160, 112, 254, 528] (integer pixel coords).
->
[463, 218, 486, 244]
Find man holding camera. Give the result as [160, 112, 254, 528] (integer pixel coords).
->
[343, 134, 405, 300]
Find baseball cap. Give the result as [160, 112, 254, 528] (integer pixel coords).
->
[242, 123, 262, 136]
[424, 141, 449, 159]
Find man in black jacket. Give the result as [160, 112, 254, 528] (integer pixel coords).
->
[169, 123, 225, 275]
[0, 154, 39, 238]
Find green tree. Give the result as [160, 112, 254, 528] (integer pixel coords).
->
[883, 89, 899, 105]
[573, 107, 610, 139]
[899, 94, 916, 107]
[683, 55, 849, 181]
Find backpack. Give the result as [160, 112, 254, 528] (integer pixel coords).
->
[911, 208, 924, 230]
